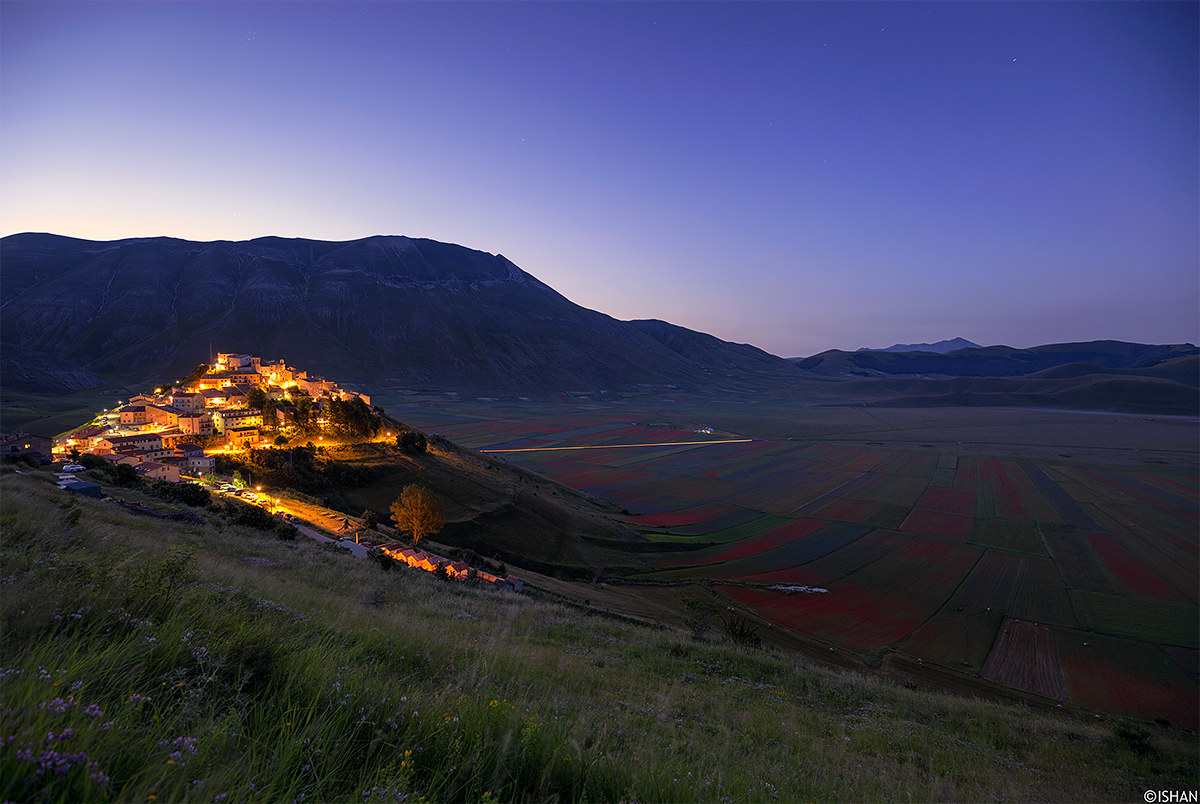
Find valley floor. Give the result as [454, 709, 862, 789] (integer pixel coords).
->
[395, 397, 1199, 730]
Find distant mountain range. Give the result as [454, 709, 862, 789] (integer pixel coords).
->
[857, 337, 981, 353]
[2, 232, 1195, 417]
[793, 341, 1197, 379]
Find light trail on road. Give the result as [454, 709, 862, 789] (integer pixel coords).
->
[481, 438, 754, 454]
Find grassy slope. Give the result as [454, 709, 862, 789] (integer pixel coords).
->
[314, 438, 654, 578]
[2, 468, 1196, 802]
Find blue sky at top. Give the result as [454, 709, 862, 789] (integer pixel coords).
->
[2, 1, 1196, 356]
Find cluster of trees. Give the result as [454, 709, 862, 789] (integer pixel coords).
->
[266, 390, 383, 441]
[325, 396, 383, 440]
[216, 445, 380, 495]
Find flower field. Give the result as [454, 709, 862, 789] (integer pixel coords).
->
[405, 406, 1198, 727]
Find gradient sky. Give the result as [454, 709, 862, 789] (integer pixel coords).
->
[2, 1, 1197, 357]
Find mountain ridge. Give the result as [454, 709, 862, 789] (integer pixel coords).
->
[857, 337, 981, 353]
[2, 232, 798, 395]
[2, 232, 1196, 418]
[793, 340, 1198, 379]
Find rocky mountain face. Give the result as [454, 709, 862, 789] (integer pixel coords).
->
[0, 233, 802, 395]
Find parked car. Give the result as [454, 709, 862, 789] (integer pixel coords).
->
[61, 464, 86, 472]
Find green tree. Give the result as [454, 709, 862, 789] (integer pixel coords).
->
[361, 509, 378, 530]
[112, 463, 141, 487]
[396, 429, 427, 454]
[180, 363, 209, 388]
[246, 386, 267, 409]
[389, 484, 443, 547]
[232, 470, 246, 489]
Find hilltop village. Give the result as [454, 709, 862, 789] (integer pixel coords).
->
[24, 353, 525, 592]
[53, 353, 374, 481]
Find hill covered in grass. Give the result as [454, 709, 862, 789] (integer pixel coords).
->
[210, 430, 653, 579]
[2, 468, 1196, 801]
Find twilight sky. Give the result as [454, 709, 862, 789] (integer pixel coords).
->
[2, 1, 1196, 357]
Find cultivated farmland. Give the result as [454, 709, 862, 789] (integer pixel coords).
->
[404, 398, 1199, 728]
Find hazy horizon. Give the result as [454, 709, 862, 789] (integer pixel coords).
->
[2, 1, 1196, 356]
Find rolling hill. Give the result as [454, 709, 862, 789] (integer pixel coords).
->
[794, 341, 1198, 378]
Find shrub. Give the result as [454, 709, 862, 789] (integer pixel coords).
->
[396, 429, 427, 454]
[150, 480, 211, 507]
[721, 614, 761, 649]
[223, 499, 277, 531]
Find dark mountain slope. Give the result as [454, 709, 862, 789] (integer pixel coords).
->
[0, 233, 789, 394]
[627, 318, 801, 377]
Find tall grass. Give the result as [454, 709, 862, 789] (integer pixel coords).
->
[2, 471, 1195, 801]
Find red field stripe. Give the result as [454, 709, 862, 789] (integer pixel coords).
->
[726, 584, 928, 650]
[978, 459, 1006, 483]
[1084, 530, 1190, 603]
[1059, 631, 1199, 729]
[993, 479, 1030, 521]
[709, 518, 829, 562]
[917, 487, 977, 516]
[630, 502, 737, 528]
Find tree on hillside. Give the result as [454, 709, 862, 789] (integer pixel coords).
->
[390, 484, 443, 547]
[246, 386, 267, 409]
[180, 363, 209, 388]
[396, 428, 427, 454]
